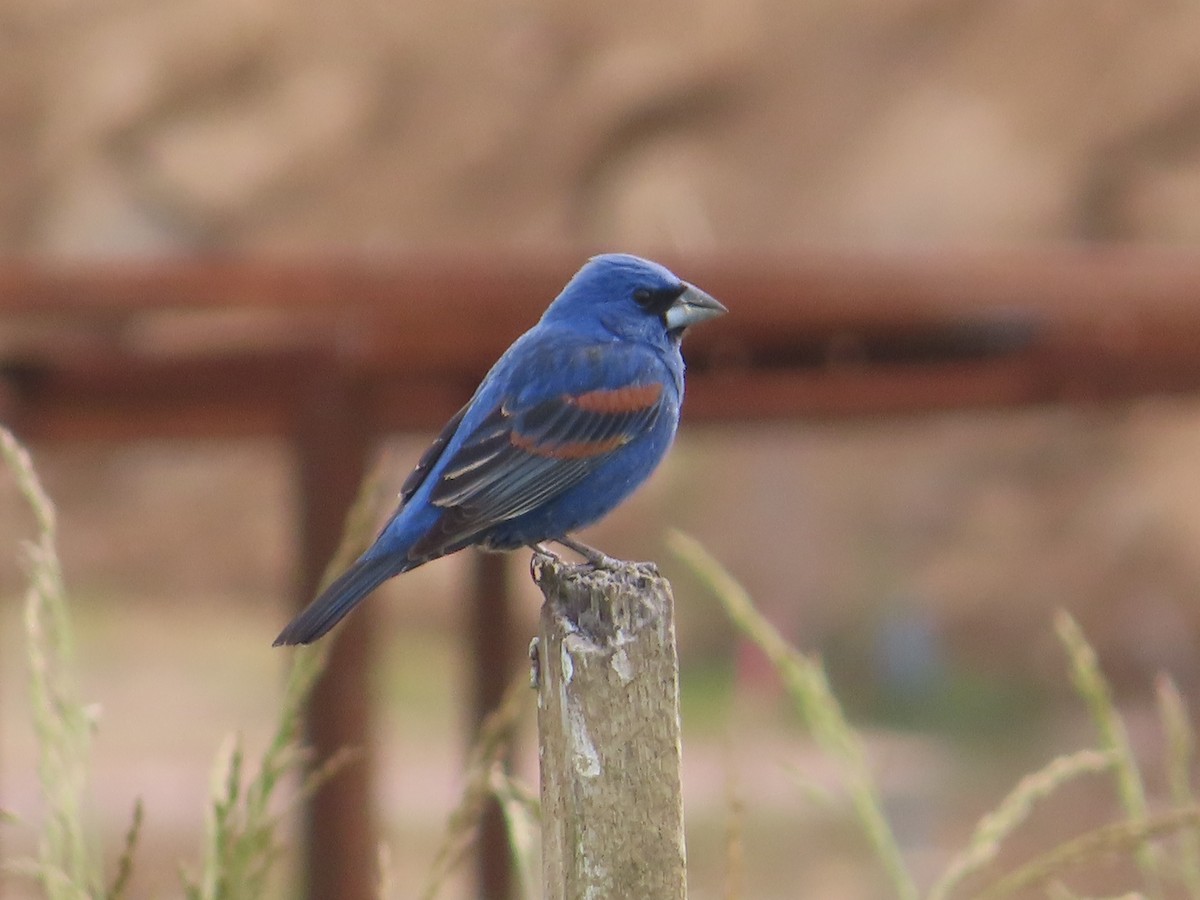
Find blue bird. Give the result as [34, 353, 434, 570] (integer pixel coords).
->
[274, 253, 726, 646]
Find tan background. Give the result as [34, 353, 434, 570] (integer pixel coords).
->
[6, 2, 1200, 898]
[6, 1, 1200, 255]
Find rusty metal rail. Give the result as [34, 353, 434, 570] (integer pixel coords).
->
[4, 247, 1200, 900]
[8, 248, 1200, 439]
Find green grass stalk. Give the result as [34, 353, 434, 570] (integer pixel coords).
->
[668, 530, 919, 900]
[106, 799, 144, 900]
[182, 455, 387, 899]
[419, 672, 534, 900]
[488, 764, 541, 900]
[1055, 610, 1161, 897]
[722, 736, 746, 900]
[2, 425, 117, 898]
[975, 806, 1200, 899]
[927, 749, 1114, 900]
[1156, 674, 1200, 897]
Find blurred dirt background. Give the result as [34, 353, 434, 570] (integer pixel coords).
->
[6, 1, 1200, 898]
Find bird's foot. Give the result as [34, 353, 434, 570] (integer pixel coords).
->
[529, 542, 567, 563]
[553, 536, 624, 569]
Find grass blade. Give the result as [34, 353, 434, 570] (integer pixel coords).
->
[1156, 673, 1200, 897]
[105, 799, 144, 900]
[2, 424, 103, 898]
[668, 530, 919, 900]
[975, 806, 1200, 899]
[928, 749, 1114, 900]
[723, 737, 746, 900]
[488, 765, 541, 900]
[419, 673, 532, 900]
[1055, 611, 1161, 897]
[182, 456, 387, 899]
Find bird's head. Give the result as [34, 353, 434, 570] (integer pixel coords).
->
[543, 253, 727, 346]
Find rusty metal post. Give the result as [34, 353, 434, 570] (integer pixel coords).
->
[293, 358, 377, 900]
[470, 550, 515, 899]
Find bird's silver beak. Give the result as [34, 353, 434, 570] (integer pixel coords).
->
[664, 284, 728, 331]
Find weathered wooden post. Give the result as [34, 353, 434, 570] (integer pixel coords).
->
[531, 555, 687, 900]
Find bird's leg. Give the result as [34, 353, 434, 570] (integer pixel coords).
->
[553, 535, 623, 569]
[528, 541, 566, 563]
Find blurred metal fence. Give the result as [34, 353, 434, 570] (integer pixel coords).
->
[5, 248, 1200, 900]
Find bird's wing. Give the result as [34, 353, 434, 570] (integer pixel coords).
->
[398, 400, 470, 505]
[407, 351, 670, 558]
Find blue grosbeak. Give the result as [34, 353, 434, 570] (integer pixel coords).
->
[274, 253, 726, 645]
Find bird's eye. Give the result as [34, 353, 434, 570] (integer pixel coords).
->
[632, 283, 687, 316]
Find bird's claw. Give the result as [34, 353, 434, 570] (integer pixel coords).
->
[529, 542, 566, 563]
[553, 536, 624, 569]
[528, 538, 625, 570]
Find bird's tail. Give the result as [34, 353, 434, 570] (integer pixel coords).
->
[273, 553, 402, 646]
